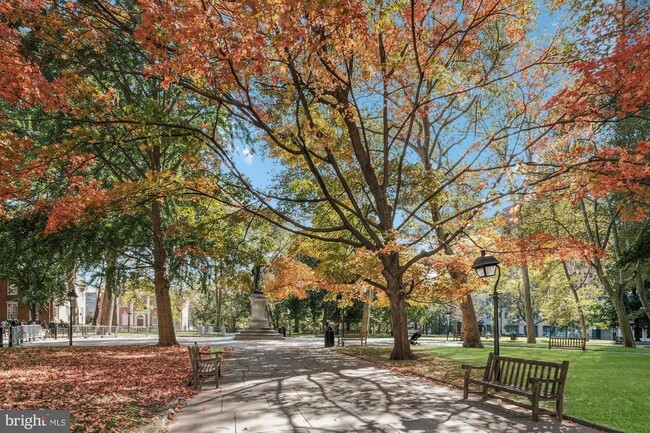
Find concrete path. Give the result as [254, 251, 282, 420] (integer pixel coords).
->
[167, 339, 600, 433]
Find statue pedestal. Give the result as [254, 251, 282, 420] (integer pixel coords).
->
[234, 292, 284, 341]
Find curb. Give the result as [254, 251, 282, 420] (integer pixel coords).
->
[139, 398, 181, 433]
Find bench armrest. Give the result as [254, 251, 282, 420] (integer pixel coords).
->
[198, 354, 221, 362]
[461, 364, 486, 370]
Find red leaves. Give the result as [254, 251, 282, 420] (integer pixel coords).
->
[35, 180, 110, 234]
[0, 345, 198, 432]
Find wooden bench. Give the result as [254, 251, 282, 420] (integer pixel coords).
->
[337, 331, 368, 346]
[548, 337, 586, 351]
[187, 343, 221, 389]
[462, 353, 569, 421]
[615, 336, 624, 344]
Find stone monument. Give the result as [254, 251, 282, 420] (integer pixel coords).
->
[234, 265, 284, 341]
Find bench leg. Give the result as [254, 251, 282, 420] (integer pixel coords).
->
[531, 398, 540, 421]
[482, 385, 489, 399]
[463, 370, 471, 399]
[556, 397, 564, 421]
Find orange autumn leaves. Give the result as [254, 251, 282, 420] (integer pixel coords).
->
[0, 345, 199, 433]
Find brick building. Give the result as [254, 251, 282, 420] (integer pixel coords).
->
[0, 280, 56, 323]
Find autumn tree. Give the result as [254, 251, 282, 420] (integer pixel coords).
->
[0, 0, 242, 345]
[129, 0, 577, 359]
[537, 2, 650, 347]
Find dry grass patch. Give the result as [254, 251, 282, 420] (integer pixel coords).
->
[336, 345, 464, 387]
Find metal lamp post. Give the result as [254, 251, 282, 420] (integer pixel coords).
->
[336, 293, 344, 345]
[67, 290, 78, 347]
[446, 310, 451, 341]
[285, 308, 291, 337]
[472, 250, 501, 356]
[143, 306, 149, 337]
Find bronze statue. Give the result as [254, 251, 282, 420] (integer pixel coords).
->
[252, 264, 263, 293]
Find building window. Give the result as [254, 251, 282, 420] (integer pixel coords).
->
[7, 283, 18, 296]
[543, 325, 553, 337]
[7, 301, 18, 320]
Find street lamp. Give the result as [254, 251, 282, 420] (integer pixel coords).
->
[67, 290, 78, 347]
[472, 250, 501, 356]
[446, 309, 451, 341]
[336, 293, 344, 345]
[143, 306, 149, 337]
[283, 308, 291, 337]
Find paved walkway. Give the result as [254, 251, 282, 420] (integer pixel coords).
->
[167, 339, 600, 433]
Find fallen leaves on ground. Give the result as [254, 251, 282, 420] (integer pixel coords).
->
[0, 345, 200, 432]
[336, 346, 465, 386]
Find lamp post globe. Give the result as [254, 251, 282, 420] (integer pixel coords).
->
[472, 250, 501, 356]
[67, 290, 78, 347]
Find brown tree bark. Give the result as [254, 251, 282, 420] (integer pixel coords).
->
[98, 290, 113, 326]
[635, 267, 650, 322]
[92, 286, 101, 326]
[460, 295, 484, 348]
[151, 197, 177, 346]
[433, 220, 483, 348]
[521, 261, 537, 343]
[388, 290, 413, 360]
[593, 258, 635, 347]
[380, 252, 414, 360]
[99, 251, 117, 326]
[361, 288, 371, 335]
[216, 282, 222, 332]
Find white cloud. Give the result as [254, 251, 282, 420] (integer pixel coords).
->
[241, 147, 254, 165]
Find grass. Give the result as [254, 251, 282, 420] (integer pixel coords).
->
[338, 342, 650, 433]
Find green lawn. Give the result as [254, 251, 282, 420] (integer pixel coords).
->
[338, 343, 650, 433]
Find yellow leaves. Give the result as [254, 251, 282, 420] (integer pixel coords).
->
[265, 256, 317, 300]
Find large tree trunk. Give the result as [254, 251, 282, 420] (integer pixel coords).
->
[381, 252, 414, 360]
[216, 282, 222, 332]
[460, 295, 483, 348]
[432, 218, 483, 348]
[151, 198, 177, 346]
[98, 291, 111, 326]
[92, 286, 101, 326]
[388, 290, 413, 360]
[521, 261, 536, 343]
[99, 251, 117, 326]
[635, 267, 650, 322]
[593, 258, 635, 348]
[361, 288, 372, 335]
[612, 293, 634, 347]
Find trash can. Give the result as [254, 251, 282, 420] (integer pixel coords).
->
[324, 326, 335, 347]
[278, 327, 286, 337]
[510, 333, 516, 341]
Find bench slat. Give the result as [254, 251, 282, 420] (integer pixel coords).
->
[463, 353, 569, 422]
